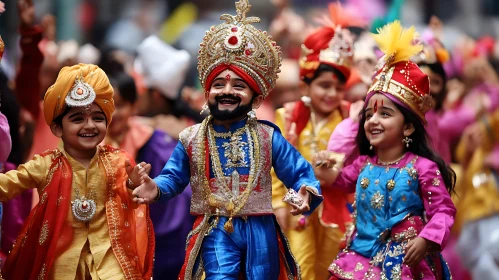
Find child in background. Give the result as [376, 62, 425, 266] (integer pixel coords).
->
[271, 4, 363, 278]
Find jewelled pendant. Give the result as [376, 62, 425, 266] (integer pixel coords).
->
[224, 217, 234, 233]
[71, 197, 96, 222]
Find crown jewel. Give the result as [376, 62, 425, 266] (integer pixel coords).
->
[318, 26, 354, 69]
[197, 0, 282, 97]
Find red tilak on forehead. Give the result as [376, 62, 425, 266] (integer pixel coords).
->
[373, 100, 378, 113]
[225, 72, 231, 82]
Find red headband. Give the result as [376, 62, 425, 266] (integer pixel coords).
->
[204, 64, 261, 98]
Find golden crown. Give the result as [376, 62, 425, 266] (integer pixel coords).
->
[197, 0, 282, 97]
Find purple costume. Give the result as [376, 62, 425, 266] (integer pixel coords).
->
[136, 130, 195, 279]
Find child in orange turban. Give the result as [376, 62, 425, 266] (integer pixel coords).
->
[0, 63, 155, 280]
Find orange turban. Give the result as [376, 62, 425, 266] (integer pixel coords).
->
[43, 63, 115, 126]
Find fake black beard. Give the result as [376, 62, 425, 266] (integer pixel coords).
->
[208, 95, 254, 121]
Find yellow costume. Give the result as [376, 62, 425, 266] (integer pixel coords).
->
[272, 107, 344, 279]
[0, 148, 125, 279]
[1, 64, 154, 280]
[271, 4, 356, 278]
[455, 109, 499, 229]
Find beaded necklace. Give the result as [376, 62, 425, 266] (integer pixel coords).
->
[197, 116, 262, 233]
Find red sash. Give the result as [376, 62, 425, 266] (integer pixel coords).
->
[3, 150, 73, 279]
[2, 147, 154, 279]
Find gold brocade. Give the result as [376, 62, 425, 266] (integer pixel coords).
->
[270, 107, 343, 280]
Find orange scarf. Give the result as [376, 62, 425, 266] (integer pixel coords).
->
[3, 146, 154, 279]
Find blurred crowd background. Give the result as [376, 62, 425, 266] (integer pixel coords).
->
[1, 0, 499, 279]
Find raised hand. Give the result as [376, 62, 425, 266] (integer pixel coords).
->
[18, 0, 35, 28]
[312, 151, 340, 187]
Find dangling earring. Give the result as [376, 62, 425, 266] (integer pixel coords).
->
[200, 102, 210, 115]
[369, 145, 373, 150]
[247, 109, 257, 122]
[402, 136, 413, 148]
[301, 96, 312, 107]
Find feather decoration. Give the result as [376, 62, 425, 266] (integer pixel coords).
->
[372, 20, 423, 66]
[315, 2, 366, 29]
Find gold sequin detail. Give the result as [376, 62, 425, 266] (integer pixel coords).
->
[56, 196, 64, 206]
[39, 220, 49, 245]
[38, 263, 47, 280]
[360, 177, 370, 189]
[329, 263, 354, 279]
[432, 178, 440, 186]
[390, 264, 402, 280]
[370, 191, 385, 210]
[354, 262, 364, 272]
[387, 179, 395, 191]
[39, 192, 48, 204]
[393, 226, 418, 242]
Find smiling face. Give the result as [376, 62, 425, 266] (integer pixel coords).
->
[51, 103, 107, 154]
[364, 93, 414, 150]
[207, 69, 263, 121]
[304, 71, 346, 117]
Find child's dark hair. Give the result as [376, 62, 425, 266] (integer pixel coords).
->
[109, 72, 138, 104]
[356, 97, 456, 194]
[52, 106, 71, 127]
[418, 62, 447, 111]
[302, 64, 347, 84]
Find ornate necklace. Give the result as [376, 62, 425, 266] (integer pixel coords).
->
[71, 188, 97, 222]
[376, 153, 407, 166]
[204, 117, 262, 233]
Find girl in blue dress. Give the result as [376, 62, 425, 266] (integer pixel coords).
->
[314, 21, 457, 280]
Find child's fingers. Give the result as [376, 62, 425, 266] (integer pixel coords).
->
[132, 186, 141, 197]
[404, 248, 415, 266]
[143, 164, 152, 174]
[125, 159, 134, 173]
[141, 174, 151, 183]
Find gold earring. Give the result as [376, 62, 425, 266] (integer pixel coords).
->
[402, 136, 413, 148]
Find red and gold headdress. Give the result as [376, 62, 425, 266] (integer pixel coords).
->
[197, 0, 282, 98]
[299, 3, 363, 80]
[368, 21, 431, 122]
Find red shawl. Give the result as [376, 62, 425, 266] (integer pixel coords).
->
[2, 146, 154, 279]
